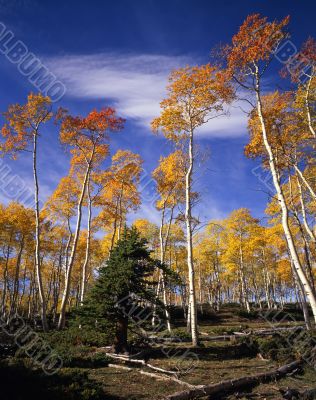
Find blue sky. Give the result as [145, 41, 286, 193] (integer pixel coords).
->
[0, 0, 315, 226]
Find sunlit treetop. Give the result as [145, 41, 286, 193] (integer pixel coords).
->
[1, 93, 52, 158]
[281, 36, 316, 82]
[151, 64, 234, 141]
[57, 107, 125, 170]
[225, 14, 289, 78]
[58, 107, 124, 143]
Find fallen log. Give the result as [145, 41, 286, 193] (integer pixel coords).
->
[105, 352, 178, 376]
[108, 363, 133, 371]
[149, 335, 233, 343]
[140, 370, 197, 389]
[251, 326, 304, 335]
[257, 353, 270, 362]
[165, 360, 302, 400]
[106, 353, 197, 388]
[149, 326, 305, 344]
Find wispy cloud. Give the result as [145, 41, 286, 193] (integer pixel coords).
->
[129, 203, 161, 225]
[45, 53, 247, 138]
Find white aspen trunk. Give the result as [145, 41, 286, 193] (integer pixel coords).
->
[151, 275, 161, 327]
[33, 132, 48, 332]
[263, 267, 272, 309]
[262, 249, 272, 309]
[214, 250, 221, 310]
[64, 218, 73, 275]
[296, 174, 316, 245]
[161, 276, 171, 331]
[198, 260, 203, 313]
[159, 203, 171, 332]
[291, 260, 312, 330]
[1, 243, 11, 316]
[185, 129, 198, 346]
[18, 261, 28, 312]
[288, 175, 316, 296]
[80, 175, 92, 305]
[304, 70, 316, 139]
[58, 156, 93, 330]
[110, 198, 120, 252]
[293, 164, 316, 201]
[117, 185, 124, 241]
[239, 242, 250, 312]
[251, 267, 260, 307]
[254, 69, 316, 325]
[110, 184, 124, 251]
[186, 298, 191, 333]
[10, 237, 24, 316]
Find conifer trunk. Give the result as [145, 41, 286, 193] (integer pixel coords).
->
[113, 316, 129, 354]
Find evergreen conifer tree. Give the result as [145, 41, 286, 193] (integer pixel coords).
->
[78, 227, 169, 353]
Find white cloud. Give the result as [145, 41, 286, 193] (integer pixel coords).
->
[129, 203, 161, 225]
[45, 53, 247, 138]
[197, 104, 248, 137]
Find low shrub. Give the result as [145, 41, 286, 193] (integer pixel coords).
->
[169, 328, 191, 341]
[244, 328, 316, 362]
[41, 326, 111, 347]
[36, 327, 111, 367]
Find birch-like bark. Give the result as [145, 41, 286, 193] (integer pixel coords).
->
[291, 259, 312, 330]
[110, 198, 119, 252]
[261, 248, 272, 309]
[254, 67, 316, 324]
[198, 260, 203, 313]
[33, 132, 48, 332]
[159, 202, 171, 332]
[1, 244, 11, 316]
[64, 218, 73, 274]
[263, 266, 272, 309]
[239, 241, 250, 312]
[293, 164, 316, 202]
[296, 174, 316, 245]
[18, 261, 28, 314]
[110, 185, 123, 252]
[304, 70, 316, 139]
[80, 175, 92, 304]
[58, 153, 94, 330]
[10, 237, 24, 316]
[288, 175, 316, 296]
[151, 275, 161, 327]
[152, 202, 173, 330]
[213, 247, 221, 310]
[185, 129, 198, 346]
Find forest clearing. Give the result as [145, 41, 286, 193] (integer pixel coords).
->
[1, 305, 316, 399]
[0, 1, 316, 399]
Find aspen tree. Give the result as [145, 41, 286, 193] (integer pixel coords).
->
[152, 65, 234, 345]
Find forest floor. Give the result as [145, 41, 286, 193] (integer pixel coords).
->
[87, 307, 316, 399]
[1, 305, 315, 399]
[88, 348, 316, 399]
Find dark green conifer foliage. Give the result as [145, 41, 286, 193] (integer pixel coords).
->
[78, 227, 167, 353]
